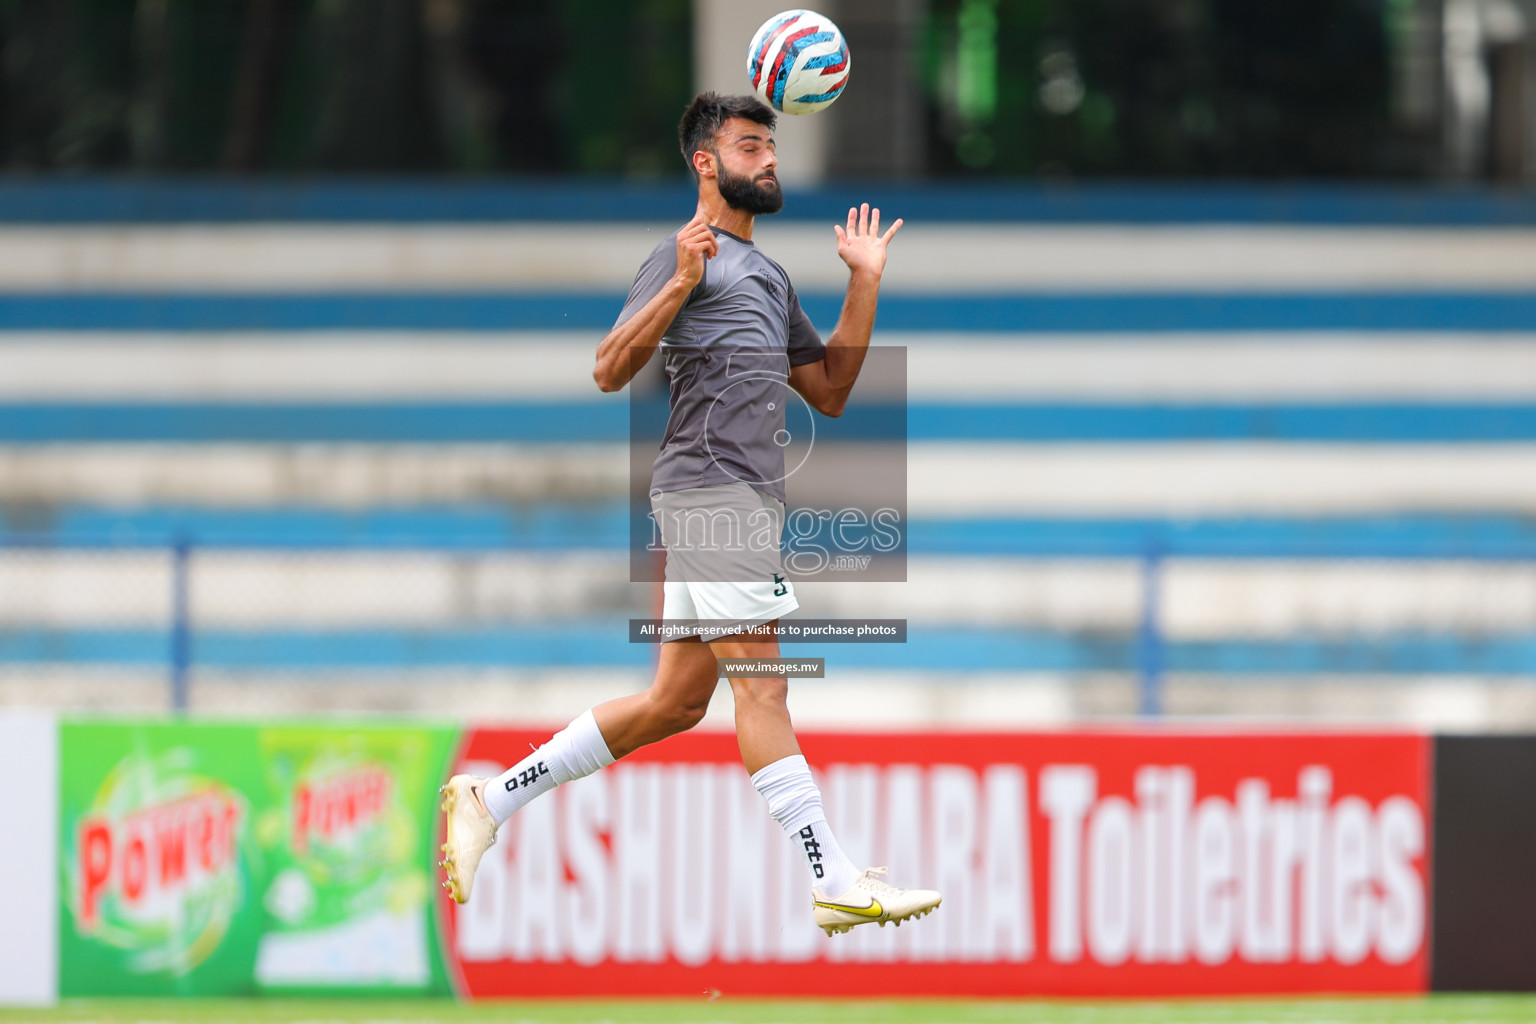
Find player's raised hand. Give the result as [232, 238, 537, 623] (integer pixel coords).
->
[674, 213, 719, 288]
[834, 203, 902, 278]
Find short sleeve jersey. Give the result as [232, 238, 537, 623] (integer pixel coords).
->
[614, 226, 825, 504]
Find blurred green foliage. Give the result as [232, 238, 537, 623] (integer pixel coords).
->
[0, 0, 693, 175]
[0, 0, 1430, 178]
[922, 0, 1412, 179]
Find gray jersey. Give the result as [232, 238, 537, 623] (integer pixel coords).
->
[615, 226, 826, 504]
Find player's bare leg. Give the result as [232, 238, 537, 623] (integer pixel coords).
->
[715, 624, 942, 935]
[710, 630, 800, 774]
[592, 637, 718, 758]
[441, 636, 719, 903]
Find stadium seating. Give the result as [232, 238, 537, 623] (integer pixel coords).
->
[2, 182, 1534, 727]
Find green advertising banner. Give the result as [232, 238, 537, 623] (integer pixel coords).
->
[252, 724, 456, 994]
[58, 719, 457, 997]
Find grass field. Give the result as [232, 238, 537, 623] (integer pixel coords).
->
[3, 998, 1536, 1024]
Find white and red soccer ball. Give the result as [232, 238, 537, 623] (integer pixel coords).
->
[747, 9, 850, 116]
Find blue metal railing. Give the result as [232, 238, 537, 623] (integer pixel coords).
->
[1138, 543, 1165, 717]
[6, 526, 1536, 715]
[169, 535, 191, 714]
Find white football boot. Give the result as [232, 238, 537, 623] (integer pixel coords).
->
[438, 775, 498, 904]
[812, 867, 942, 936]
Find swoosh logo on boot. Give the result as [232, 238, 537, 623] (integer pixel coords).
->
[813, 897, 883, 918]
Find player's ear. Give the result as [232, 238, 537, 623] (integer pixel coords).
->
[692, 148, 715, 179]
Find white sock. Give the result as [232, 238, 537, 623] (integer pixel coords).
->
[750, 754, 861, 896]
[483, 709, 615, 825]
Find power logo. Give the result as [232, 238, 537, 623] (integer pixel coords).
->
[77, 790, 243, 931]
[292, 765, 390, 854]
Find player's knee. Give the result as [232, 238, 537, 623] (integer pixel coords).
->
[669, 699, 711, 734]
[653, 694, 710, 736]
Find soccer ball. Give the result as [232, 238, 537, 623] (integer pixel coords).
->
[747, 9, 850, 116]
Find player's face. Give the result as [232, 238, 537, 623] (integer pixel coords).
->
[711, 117, 782, 215]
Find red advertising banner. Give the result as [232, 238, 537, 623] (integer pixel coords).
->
[441, 729, 1430, 997]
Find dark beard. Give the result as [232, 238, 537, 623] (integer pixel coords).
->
[716, 163, 783, 215]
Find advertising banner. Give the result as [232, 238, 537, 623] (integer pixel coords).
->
[444, 729, 1431, 997]
[57, 719, 455, 996]
[60, 721, 264, 996]
[252, 724, 457, 994]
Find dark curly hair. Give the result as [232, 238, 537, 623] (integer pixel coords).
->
[677, 92, 777, 178]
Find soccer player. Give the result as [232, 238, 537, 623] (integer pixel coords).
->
[439, 93, 940, 937]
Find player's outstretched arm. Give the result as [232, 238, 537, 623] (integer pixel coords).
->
[789, 203, 901, 416]
[593, 214, 718, 392]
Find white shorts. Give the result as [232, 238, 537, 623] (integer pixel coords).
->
[651, 481, 799, 641]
